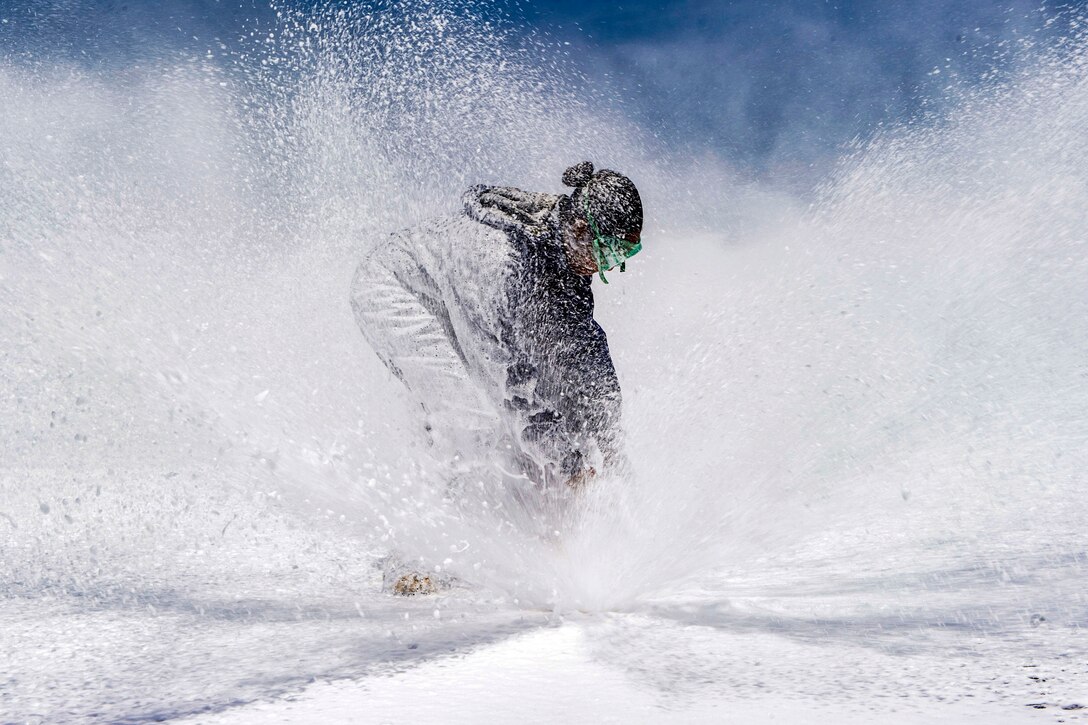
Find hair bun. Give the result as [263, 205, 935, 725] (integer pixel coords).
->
[562, 161, 594, 188]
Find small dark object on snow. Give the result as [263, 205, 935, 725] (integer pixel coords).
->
[392, 573, 438, 596]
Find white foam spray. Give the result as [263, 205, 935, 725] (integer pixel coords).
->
[2, 1, 1086, 618]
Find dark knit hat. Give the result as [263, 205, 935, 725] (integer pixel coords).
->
[562, 161, 643, 241]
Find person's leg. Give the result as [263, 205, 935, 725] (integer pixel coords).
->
[352, 249, 507, 594]
[350, 248, 501, 459]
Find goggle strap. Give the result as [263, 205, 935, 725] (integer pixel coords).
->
[584, 192, 629, 283]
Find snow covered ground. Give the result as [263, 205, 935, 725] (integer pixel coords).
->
[4, 471, 1084, 723]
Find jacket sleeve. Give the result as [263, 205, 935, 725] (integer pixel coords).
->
[504, 317, 624, 479]
[564, 319, 625, 471]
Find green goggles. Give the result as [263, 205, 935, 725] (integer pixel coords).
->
[584, 197, 642, 284]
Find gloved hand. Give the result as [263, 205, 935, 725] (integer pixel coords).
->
[565, 466, 597, 491]
[478, 187, 555, 230]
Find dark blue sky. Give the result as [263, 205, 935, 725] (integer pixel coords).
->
[2, 0, 1083, 175]
[523, 0, 1081, 172]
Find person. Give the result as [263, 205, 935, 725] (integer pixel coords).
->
[350, 160, 643, 497]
